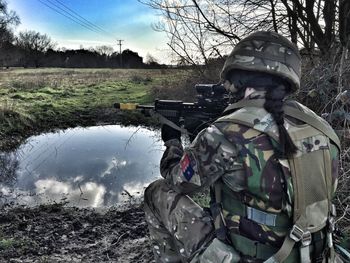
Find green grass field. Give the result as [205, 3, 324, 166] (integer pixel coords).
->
[0, 68, 191, 150]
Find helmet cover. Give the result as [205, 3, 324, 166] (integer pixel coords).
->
[221, 31, 301, 92]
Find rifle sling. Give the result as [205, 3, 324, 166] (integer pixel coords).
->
[149, 110, 189, 135]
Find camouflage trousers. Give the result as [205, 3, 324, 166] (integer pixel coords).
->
[144, 179, 214, 263]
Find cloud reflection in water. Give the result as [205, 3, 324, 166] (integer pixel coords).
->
[35, 179, 106, 207]
[0, 125, 163, 207]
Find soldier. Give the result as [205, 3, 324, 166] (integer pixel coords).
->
[144, 31, 341, 262]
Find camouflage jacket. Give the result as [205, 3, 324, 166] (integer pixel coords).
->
[160, 93, 339, 248]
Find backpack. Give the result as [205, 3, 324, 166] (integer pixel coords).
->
[212, 99, 341, 262]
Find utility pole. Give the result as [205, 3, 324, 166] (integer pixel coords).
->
[117, 39, 124, 67]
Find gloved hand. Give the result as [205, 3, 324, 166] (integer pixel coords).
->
[161, 124, 181, 142]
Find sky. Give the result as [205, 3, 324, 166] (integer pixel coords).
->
[7, 0, 171, 63]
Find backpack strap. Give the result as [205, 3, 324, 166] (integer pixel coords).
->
[283, 106, 341, 150]
[210, 182, 231, 244]
[223, 99, 341, 150]
[265, 141, 334, 263]
[223, 98, 265, 114]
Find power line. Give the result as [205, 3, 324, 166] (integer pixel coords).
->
[37, 0, 117, 41]
[24, 129, 78, 179]
[37, 0, 103, 36]
[52, 0, 111, 37]
[45, 0, 104, 35]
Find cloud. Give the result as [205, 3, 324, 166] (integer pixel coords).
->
[34, 179, 106, 207]
[100, 158, 127, 178]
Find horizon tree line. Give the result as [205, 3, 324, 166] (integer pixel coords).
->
[0, 0, 165, 68]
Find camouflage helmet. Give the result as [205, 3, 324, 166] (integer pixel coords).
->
[221, 31, 301, 92]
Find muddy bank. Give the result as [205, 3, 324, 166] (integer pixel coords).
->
[0, 109, 158, 152]
[0, 203, 154, 262]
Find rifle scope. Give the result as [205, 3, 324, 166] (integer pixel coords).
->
[195, 84, 226, 97]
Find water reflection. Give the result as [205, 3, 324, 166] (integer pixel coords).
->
[0, 152, 19, 185]
[0, 125, 163, 207]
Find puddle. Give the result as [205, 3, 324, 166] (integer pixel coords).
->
[0, 125, 164, 207]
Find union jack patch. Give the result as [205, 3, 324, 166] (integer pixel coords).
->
[180, 154, 195, 181]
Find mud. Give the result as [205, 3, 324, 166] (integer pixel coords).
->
[0, 203, 154, 263]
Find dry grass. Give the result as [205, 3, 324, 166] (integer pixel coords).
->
[0, 68, 185, 91]
[0, 68, 190, 150]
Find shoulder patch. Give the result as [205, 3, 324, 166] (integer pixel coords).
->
[180, 154, 195, 181]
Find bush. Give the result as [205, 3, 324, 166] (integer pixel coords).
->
[129, 74, 152, 85]
[296, 56, 350, 142]
[151, 77, 198, 102]
[150, 70, 221, 102]
[9, 79, 47, 90]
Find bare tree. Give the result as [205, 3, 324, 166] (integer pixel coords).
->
[0, 0, 19, 31]
[0, 0, 20, 67]
[337, 0, 350, 91]
[145, 53, 158, 64]
[0, 0, 19, 44]
[145, 0, 241, 66]
[339, 0, 350, 49]
[142, 0, 342, 64]
[94, 45, 114, 57]
[16, 30, 56, 67]
[16, 30, 55, 53]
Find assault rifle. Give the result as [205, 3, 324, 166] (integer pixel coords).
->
[114, 84, 231, 140]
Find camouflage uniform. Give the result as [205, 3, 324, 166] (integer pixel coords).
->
[144, 92, 340, 263]
[145, 30, 341, 262]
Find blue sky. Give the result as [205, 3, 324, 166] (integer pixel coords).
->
[7, 0, 170, 63]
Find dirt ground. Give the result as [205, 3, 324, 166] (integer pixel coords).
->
[0, 203, 154, 263]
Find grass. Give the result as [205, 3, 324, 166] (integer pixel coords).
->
[0, 238, 22, 250]
[0, 68, 192, 150]
[192, 188, 211, 208]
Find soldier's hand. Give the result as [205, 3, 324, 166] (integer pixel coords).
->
[161, 124, 181, 143]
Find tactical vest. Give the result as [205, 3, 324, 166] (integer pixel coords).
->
[212, 99, 341, 263]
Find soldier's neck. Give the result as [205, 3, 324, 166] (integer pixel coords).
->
[244, 88, 266, 100]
